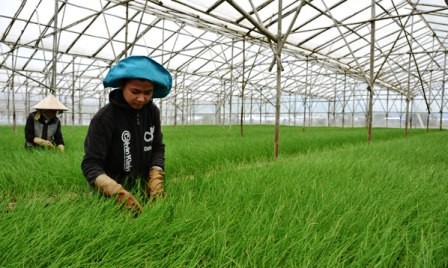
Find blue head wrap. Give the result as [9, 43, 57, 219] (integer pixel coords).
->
[103, 56, 172, 98]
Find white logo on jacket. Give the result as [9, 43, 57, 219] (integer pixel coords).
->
[143, 126, 155, 152]
[121, 130, 132, 172]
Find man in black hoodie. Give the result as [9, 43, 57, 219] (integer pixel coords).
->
[81, 56, 172, 214]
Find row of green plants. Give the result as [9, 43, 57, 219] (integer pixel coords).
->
[1, 125, 447, 266]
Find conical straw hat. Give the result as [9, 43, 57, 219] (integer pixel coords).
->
[32, 94, 68, 111]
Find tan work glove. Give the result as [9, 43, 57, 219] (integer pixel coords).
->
[147, 167, 166, 199]
[57, 144, 65, 152]
[33, 137, 55, 149]
[95, 174, 143, 214]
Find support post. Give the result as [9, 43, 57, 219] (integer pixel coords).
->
[386, 89, 390, 128]
[51, 0, 58, 95]
[78, 79, 82, 125]
[426, 70, 433, 132]
[274, 0, 283, 160]
[72, 56, 75, 125]
[303, 57, 308, 132]
[125, 2, 129, 57]
[440, 52, 447, 130]
[173, 73, 178, 127]
[342, 72, 346, 128]
[240, 37, 246, 137]
[11, 51, 17, 133]
[229, 39, 235, 127]
[25, 78, 29, 118]
[404, 14, 414, 137]
[367, 0, 375, 143]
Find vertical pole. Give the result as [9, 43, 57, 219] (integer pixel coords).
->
[426, 70, 433, 132]
[236, 97, 240, 126]
[187, 90, 190, 124]
[160, 19, 165, 124]
[173, 73, 178, 127]
[51, 0, 58, 95]
[352, 87, 355, 127]
[274, 58, 282, 158]
[27, 84, 31, 116]
[366, 89, 369, 128]
[72, 56, 75, 125]
[240, 37, 246, 136]
[221, 83, 225, 125]
[11, 51, 17, 132]
[288, 93, 291, 125]
[125, 2, 129, 58]
[78, 79, 82, 125]
[7, 78, 10, 125]
[440, 52, 447, 130]
[274, 0, 283, 160]
[294, 94, 297, 126]
[64, 95, 67, 125]
[192, 99, 195, 125]
[410, 98, 414, 129]
[250, 92, 254, 125]
[386, 89, 390, 127]
[303, 57, 308, 131]
[259, 89, 263, 125]
[400, 94, 403, 129]
[229, 39, 234, 127]
[367, 0, 375, 143]
[229, 89, 233, 125]
[184, 90, 187, 124]
[405, 59, 411, 136]
[427, 35, 435, 132]
[333, 77, 337, 126]
[342, 72, 346, 128]
[404, 15, 414, 137]
[308, 96, 312, 127]
[181, 85, 185, 125]
[25, 79, 29, 118]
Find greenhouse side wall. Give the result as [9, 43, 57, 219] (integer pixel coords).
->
[1, 93, 446, 129]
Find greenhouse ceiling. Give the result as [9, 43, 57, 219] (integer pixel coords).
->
[0, 0, 447, 104]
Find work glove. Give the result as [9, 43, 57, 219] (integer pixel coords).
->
[33, 137, 55, 149]
[147, 167, 166, 199]
[57, 144, 65, 152]
[94, 174, 143, 214]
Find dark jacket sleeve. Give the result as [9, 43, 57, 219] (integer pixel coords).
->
[25, 113, 36, 146]
[53, 120, 65, 146]
[150, 105, 165, 170]
[81, 110, 115, 186]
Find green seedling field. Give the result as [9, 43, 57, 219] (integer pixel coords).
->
[1, 125, 447, 267]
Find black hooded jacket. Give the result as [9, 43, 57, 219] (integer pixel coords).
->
[81, 88, 165, 187]
[24, 111, 64, 148]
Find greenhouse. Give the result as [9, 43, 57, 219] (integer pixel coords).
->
[1, 0, 446, 128]
[1, 0, 448, 266]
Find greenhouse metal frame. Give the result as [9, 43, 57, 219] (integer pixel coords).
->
[0, 0, 447, 137]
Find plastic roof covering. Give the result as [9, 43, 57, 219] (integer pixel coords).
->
[0, 0, 447, 105]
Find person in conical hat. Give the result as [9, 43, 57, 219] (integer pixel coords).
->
[81, 55, 172, 215]
[25, 94, 68, 152]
